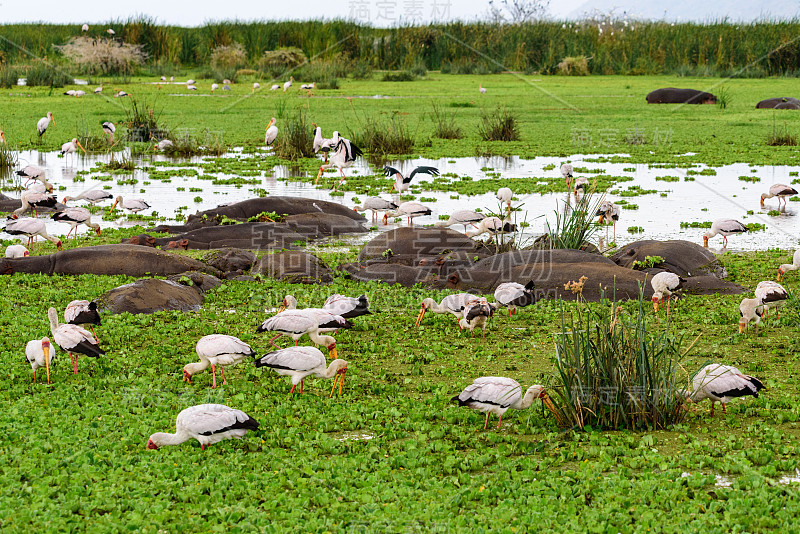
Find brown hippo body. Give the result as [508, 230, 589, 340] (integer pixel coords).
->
[151, 223, 307, 249]
[96, 278, 204, 315]
[359, 227, 486, 261]
[252, 251, 333, 284]
[756, 97, 800, 109]
[611, 239, 724, 278]
[646, 88, 717, 104]
[184, 197, 366, 228]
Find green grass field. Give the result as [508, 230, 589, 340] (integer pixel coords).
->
[1, 74, 800, 532]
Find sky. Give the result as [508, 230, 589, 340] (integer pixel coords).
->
[2, 0, 587, 26]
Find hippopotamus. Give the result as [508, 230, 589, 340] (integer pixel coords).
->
[202, 248, 256, 273]
[611, 240, 724, 278]
[149, 223, 307, 250]
[359, 227, 488, 261]
[183, 197, 366, 229]
[339, 262, 439, 287]
[755, 97, 800, 109]
[0, 245, 221, 277]
[96, 278, 204, 315]
[646, 88, 717, 104]
[122, 234, 157, 247]
[252, 251, 334, 284]
[283, 213, 367, 238]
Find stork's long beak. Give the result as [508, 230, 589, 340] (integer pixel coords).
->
[760, 198, 765, 207]
[652, 298, 659, 312]
[277, 304, 286, 313]
[738, 321, 746, 334]
[111, 200, 118, 211]
[328, 344, 338, 360]
[330, 368, 346, 397]
[51, 115, 55, 125]
[703, 236, 709, 248]
[597, 214, 605, 224]
[777, 270, 784, 282]
[95, 227, 102, 236]
[414, 306, 426, 327]
[315, 168, 323, 184]
[44, 344, 50, 384]
[77, 141, 86, 154]
[330, 373, 339, 398]
[0, 132, 6, 143]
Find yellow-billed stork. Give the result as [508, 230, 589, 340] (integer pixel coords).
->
[651, 272, 686, 314]
[111, 196, 150, 213]
[452, 377, 546, 429]
[382, 201, 432, 225]
[353, 197, 397, 223]
[458, 297, 493, 338]
[25, 337, 52, 383]
[264, 117, 278, 146]
[63, 189, 113, 205]
[415, 293, 478, 327]
[703, 219, 747, 248]
[184, 335, 256, 388]
[384, 165, 440, 193]
[3, 218, 62, 250]
[687, 363, 764, 416]
[255, 346, 348, 396]
[48, 307, 103, 374]
[778, 250, 800, 281]
[434, 210, 486, 234]
[5, 244, 28, 258]
[761, 184, 798, 209]
[37, 112, 54, 139]
[313, 126, 337, 163]
[256, 309, 347, 359]
[494, 281, 536, 315]
[147, 404, 259, 450]
[315, 137, 362, 188]
[466, 217, 516, 238]
[52, 207, 101, 238]
[560, 163, 573, 189]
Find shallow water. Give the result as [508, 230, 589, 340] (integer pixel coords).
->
[2, 149, 797, 252]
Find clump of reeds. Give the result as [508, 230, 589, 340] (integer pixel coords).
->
[0, 66, 20, 88]
[382, 71, 415, 82]
[123, 96, 164, 142]
[274, 109, 315, 160]
[259, 47, 307, 77]
[546, 291, 693, 430]
[160, 130, 226, 157]
[557, 56, 590, 76]
[478, 106, 519, 142]
[351, 113, 414, 155]
[544, 188, 601, 249]
[24, 62, 73, 87]
[0, 142, 18, 169]
[429, 102, 463, 140]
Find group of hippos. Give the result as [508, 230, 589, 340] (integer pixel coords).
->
[646, 87, 800, 109]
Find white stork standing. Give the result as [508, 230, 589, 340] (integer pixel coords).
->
[186, 79, 195, 85]
[81, 24, 89, 31]
[384, 165, 440, 194]
[703, 219, 747, 248]
[37, 112, 55, 140]
[315, 137, 362, 189]
[283, 76, 294, 92]
[755, 280, 788, 320]
[434, 210, 486, 234]
[52, 207, 101, 238]
[458, 298, 493, 338]
[494, 281, 536, 315]
[560, 163, 573, 189]
[479, 84, 487, 94]
[5, 244, 29, 258]
[60, 138, 86, 164]
[382, 201, 432, 225]
[276, 296, 355, 332]
[496, 187, 513, 217]
[466, 217, 517, 238]
[777, 250, 800, 281]
[111, 196, 150, 214]
[3, 218, 62, 250]
[322, 294, 371, 319]
[761, 183, 798, 209]
[94, 85, 103, 94]
[353, 197, 398, 223]
[650, 272, 686, 315]
[16, 166, 52, 190]
[211, 83, 219, 93]
[264, 117, 278, 146]
[252, 82, 260, 93]
[25, 337, 53, 383]
[63, 189, 113, 205]
[415, 293, 478, 327]
[596, 201, 620, 241]
[102, 122, 116, 144]
[313, 126, 337, 163]
[0, 130, 5, 144]
[687, 363, 764, 416]
[270, 84, 280, 91]
[114, 91, 128, 98]
[106, 28, 115, 36]
[738, 296, 764, 333]
[183, 335, 256, 389]
[147, 404, 260, 450]
[14, 189, 57, 218]
[452, 377, 546, 429]
[255, 347, 349, 396]
[256, 309, 346, 359]
[64, 300, 101, 341]
[48, 307, 103, 374]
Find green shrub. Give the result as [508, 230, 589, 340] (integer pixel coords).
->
[478, 106, 519, 141]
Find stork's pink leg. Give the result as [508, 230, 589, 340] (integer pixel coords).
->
[710, 403, 715, 417]
[484, 413, 490, 430]
[294, 339, 298, 346]
[201, 444, 206, 451]
[497, 415, 503, 428]
[289, 384, 297, 395]
[220, 366, 226, 386]
[211, 363, 217, 388]
[300, 380, 304, 395]
[90, 326, 99, 343]
[33, 370, 37, 383]
[722, 403, 727, 414]
[70, 353, 78, 374]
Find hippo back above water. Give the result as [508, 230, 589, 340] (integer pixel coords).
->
[756, 97, 800, 109]
[646, 88, 717, 105]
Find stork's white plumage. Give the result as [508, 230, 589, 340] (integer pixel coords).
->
[466, 217, 516, 238]
[147, 404, 260, 450]
[276, 296, 354, 333]
[596, 201, 621, 240]
[650, 272, 686, 313]
[452, 377, 546, 429]
[106, 28, 115, 35]
[102, 122, 115, 144]
[111, 196, 150, 213]
[63, 189, 113, 205]
[48, 307, 103, 374]
[573, 176, 590, 196]
[383, 201, 432, 225]
[458, 298, 493, 338]
[313, 127, 337, 163]
[252, 82, 260, 92]
[25, 337, 52, 383]
[479, 84, 487, 94]
[65, 300, 101, 329]
[37, 112, 54, 139]
[755, 280, 788, 319]
[283, 76, 294, 92]
[60, 138, 86, 159]
[16, 166, 51, 190]
[52, 207, 101, 238]
[322, 294, 371, 319]
[3, 218, 62, 250]
[14, 189, 57, 217]
[255, 346, 349, 396]
[688, 364, 764, 416]
[154, 139, 174, 152]
[256, 309, 345, 359]
[496, 187, 513, 216]
[94, 85, 103, 94]
[761, 183, 798, 209]
[778, 250, 800, 281]
[415, 293, 478, 327]
[703, 219, 747, 248]
[5, 244, 28, 258]
[270, 84, 280, 91]
[353, 197, 397, 223]
[81, 23, 89, 31]
[434, 210, 487, 234]
[184, 335, 256, 388]
[211, 83, 219, 93]
[494, 281, 536, 315]
[738, 296, 764, 333]
[187, 85, 197, 91]
[114, 91, 128, 98]
[560, 163, 573, 189]
[315, 137, 362, 189]
[384, 165, 440, 194]
[264, 117, 278, 146]
[186, 79, 195, 85]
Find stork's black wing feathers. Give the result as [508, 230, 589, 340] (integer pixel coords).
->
[199, 415, 260, 436]
[383, 166, 402, 177]
[409, 166, 440, 180]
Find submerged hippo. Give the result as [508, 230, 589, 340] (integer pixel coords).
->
[184, 197, 366, 228]
[755, 97, 800, 109]
[646, 88, 717, 104]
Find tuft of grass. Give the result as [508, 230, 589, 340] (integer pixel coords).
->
[0, 142, 18, 171]
[123, 96, 165, 143]
[478, 106, 519, 142]
[382, 70, 415, 82]
[716, 86, 731, 110]
[767, 130, 798, 146]
[351, 112, 414, 155]
[23, 62, 73, 87]
[544, 189, 601, 249]
[547, 291, 692, 431]
[556, 55, 590, 76]
[429, 102, 463, 140]
[274, 109, 315, 160]
[161, 130, 226, 157]
[0, 66, 20, 88]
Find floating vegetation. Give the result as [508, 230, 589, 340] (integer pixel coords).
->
[627, 226, 644, 234]
[622, 204, 639, 210]
[680, 221, 712, 228]
[738, 175, 761, 183]
[768, 210, 781, 216]
[686, 168, 717, 176]
[746, 223, 766, 231]
[655, 175, 679, 182]
[632, 255, 664, 270]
